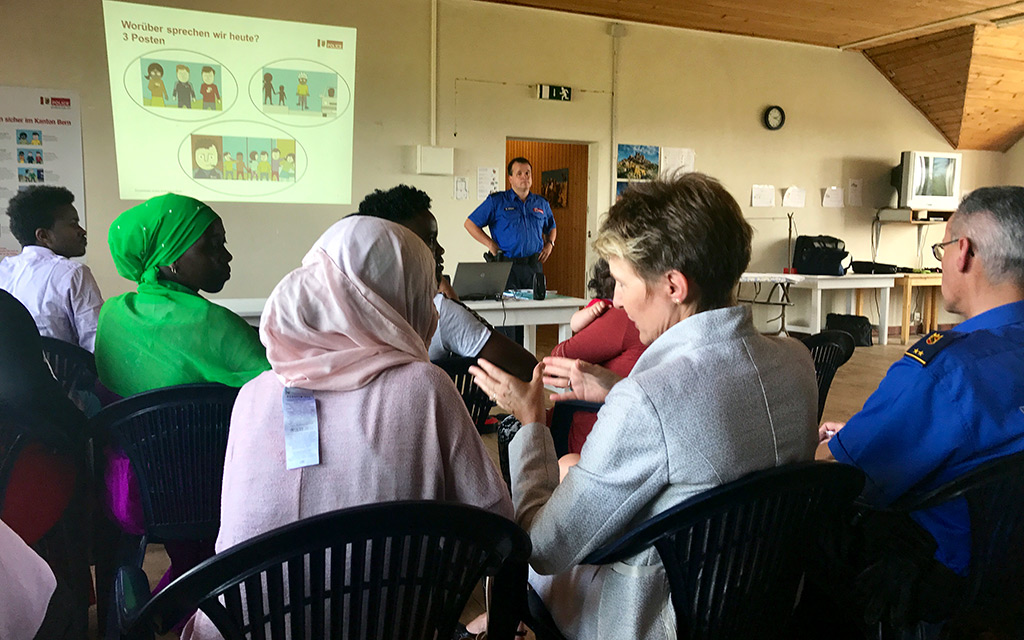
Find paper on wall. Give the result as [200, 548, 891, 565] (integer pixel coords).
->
[477, 167, 500, 200]
[848, 179, 863, 207]
[453, 176, 468, 200]
[660, 147, 695, 178]
[0, 86, 85, 258]
[823, 186, 844, 208]
[751, 184, 776, 208]
[782, 186, 806, 208]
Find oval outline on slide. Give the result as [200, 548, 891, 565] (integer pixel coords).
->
[124, 48, 238, 122]
[177, 119, 307, 197]
[249, 57, 351, 128]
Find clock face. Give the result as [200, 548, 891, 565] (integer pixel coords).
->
[764, 105, 785, 130]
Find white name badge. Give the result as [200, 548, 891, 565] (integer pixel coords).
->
[282, 387, 320, 470]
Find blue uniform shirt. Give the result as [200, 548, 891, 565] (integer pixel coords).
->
[829, 299, 1024, 575]
[467, 189, 555, 259]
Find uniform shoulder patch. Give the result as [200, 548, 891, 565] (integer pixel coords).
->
[904, 330, 962, 366]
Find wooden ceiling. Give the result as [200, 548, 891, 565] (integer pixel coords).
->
[479, 0, 1024, 150]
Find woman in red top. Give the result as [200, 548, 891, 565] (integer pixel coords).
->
[551, 259, 646, 458]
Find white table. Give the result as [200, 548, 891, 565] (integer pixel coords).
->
[783, 274, 896, 345]
[214, 295, 588, 355]
[464, 295, 588, 354]
[737, 272, 805, 334]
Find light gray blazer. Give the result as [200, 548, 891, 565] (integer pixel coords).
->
[509, 305, 818, 640]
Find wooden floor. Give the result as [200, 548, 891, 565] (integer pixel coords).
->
[101, 334, 905, 639]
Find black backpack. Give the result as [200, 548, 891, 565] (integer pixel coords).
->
[793, 235, 850, 276]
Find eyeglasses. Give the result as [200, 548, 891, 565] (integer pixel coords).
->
[931, 238, 958, 261]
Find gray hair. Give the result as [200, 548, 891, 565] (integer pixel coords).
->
[952, 186, 1024, 287]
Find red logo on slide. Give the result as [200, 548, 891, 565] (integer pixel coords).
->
[40, 96, 71, 109]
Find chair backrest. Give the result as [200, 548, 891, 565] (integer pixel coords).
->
[895, 449, 1024, 616]
[583, 462, 865, 640]
[90, 383, 239, 542]
[0, 422, 26, 512]
[118, 501, 532, 640]
[548, 400, 603, 458]
[432, 356, 495, 431]
[39, 336, 98, 397]
[800, 330, 855, 421]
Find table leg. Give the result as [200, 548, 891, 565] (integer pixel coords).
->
[855, 290, 864, 316]
[922, 287, 933, 336]
[930, 287, 941, 332]
[523, 325, 537, 355]
[878, 286, 890, 346]
[811, 288, 823, 334]
[558, 323, 572, 344]
[902, 281, 913, 345]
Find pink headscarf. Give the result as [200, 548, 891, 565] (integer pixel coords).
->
[259, 216, 439, 391]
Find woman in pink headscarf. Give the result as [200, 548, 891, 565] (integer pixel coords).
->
[183, 216, 512, 638]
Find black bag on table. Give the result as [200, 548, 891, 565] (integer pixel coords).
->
[826, 313, 873, 346]
[793, 235, 850, 276]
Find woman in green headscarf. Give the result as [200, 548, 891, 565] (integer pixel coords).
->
[96, 194, 269, 598]
[96, 193, 269, 396]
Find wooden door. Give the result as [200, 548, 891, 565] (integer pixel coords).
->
[505, 139, 588, 298]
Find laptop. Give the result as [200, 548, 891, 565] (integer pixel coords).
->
[452, 262, 512, 301]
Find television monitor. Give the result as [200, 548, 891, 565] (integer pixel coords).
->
[898, 150, 962, 211]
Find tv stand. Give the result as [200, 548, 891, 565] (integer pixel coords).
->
[874, 208, 949, 269]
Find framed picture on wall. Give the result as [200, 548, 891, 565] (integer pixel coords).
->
[616, 144, 659, 180]
[541, 168, 569, 208]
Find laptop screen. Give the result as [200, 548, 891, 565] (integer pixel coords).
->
[453, 262, 512, 301]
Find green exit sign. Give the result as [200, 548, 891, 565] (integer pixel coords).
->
[538, 84, 572, 101]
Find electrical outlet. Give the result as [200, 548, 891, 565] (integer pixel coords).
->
[913, 311, 922, 323]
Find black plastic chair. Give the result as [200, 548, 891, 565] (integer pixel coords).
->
[872, 450, 1024, 638]
[0, 421, 26, 512]
[115, 501, 532, 640]
[90, 383, 240, 566]
[39, 335, 98, 398]
[527, 462, 866, 640]
[497, 400, 602, 491]
[433, 356, 496, 432]
[801, 330, 856, 421]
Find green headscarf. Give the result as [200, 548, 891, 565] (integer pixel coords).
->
[108, 193, 218, 285]
[97, 193, 269, 397]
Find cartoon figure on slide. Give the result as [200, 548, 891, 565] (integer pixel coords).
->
[271, 149, 281, 181]
[200, 66, 220, 110]
[278, 85, 286, 105]
[235, 152, 246, 180]
[222, 152, 236, 180]
[296, 72, 309, 110]
[258, 151, 271, 181]
[17, 151, 25, 164]
[146, 62, 168, 107]
[173, 65, 195, 108]
[248, 151, 259, 181]
[279, 153, 295, 181]
[35, 152, 42, 164]
[192, 137, 221, 179]
[18, 132, 28, 144]
[31, 133, 41, 146]
[263, 73, 274, 105]
[321, 87, 337, 118]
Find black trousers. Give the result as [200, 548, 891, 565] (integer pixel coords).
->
[498, 255, 543, 345]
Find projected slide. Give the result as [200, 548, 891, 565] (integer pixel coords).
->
[102, 1, 355, 204]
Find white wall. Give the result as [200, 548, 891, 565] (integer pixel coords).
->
[0, 0, 1014, 332]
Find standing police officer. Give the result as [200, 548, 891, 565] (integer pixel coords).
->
[464, 157, 557, 292]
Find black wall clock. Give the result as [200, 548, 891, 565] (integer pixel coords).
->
[763, 105, 785, 130]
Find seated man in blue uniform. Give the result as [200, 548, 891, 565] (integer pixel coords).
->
[815, 185, 1024, 629]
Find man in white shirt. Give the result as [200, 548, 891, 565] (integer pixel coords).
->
[354, 184, 537, 381]
[0, 186, 103, 351]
